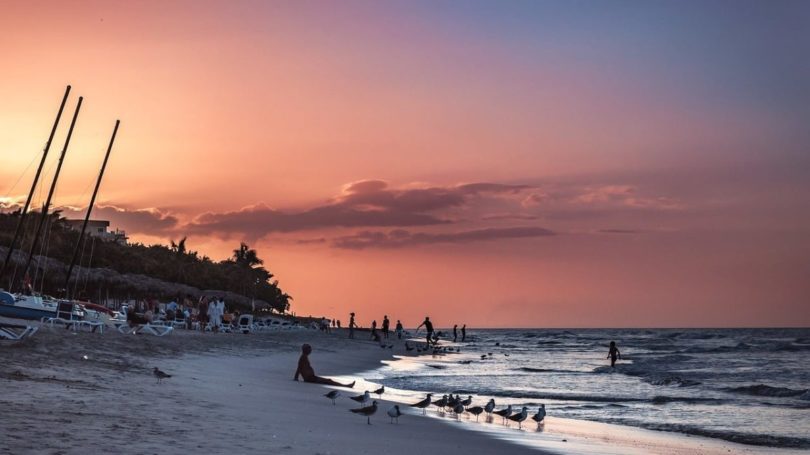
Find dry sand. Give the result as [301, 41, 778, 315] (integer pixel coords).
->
[1, 324, 804, 454]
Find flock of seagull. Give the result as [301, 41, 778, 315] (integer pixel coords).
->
[330, 385, 546, 428]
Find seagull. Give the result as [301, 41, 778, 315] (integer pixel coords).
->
[153, 367, 171, 384]
[480, 354, 487, 360]
[410, 393, 432, 415]
[532, 404, 546, 426]
[433, 394, 448, 410]
[467, 406, 484, 421]
[484, 399, 496, 415]
[453, 402, 465, 419]
[493, 404, 513, 425]
[460, 395, 473, 408]
[350, 391, 370, 405]
[508, 407, 529, 429]
[387, 405, 402, 424]
[372, 386, 385, 398]
[350, 400, 378, 425]
[324, 390, 341, 405]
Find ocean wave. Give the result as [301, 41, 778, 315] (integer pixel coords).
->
[725, 384, 808, 398]
[516, 367, 582, 374]
[603, 419, 810, 448]
[650, 395, 724, 405]
[646, 376, 701, 387]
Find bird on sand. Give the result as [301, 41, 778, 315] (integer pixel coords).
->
[372, 385, 385, 398]
[350, 390, 370, 404]
[467, 406, 484, 421]
[460, 395, 473, 408]
[493, 404, 513, 424]
[532, 404, 546, 425]
[405, 343, 415, 352]
[324, 390, 341, 405]
[453, 402, 465, 419]
[508, 407, 529, 429]
[433, 394, 449, 410]
[484, 399, 496, 415]
[153, 367, 171, 384]
[387, 405, 403, 424]
[350, 400, 378, 425]
[410, 393, 432, 415]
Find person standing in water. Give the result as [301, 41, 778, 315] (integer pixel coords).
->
[607, 341, 621, 367]
[348, 312, 356, 339]
[453, 324, 458, 342]
[382, 315, 390, 339]
[395, 320, 403, 339]
[416, 316, 434, 346]
[461, 324, 467, 342]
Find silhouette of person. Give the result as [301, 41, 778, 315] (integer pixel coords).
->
[607, 341, 621, 367]
[461, 324, 466, 342]
[453, 324, 458, 342]
[348, 312, 356, 339]
[395, 320, 403, 339]
[416, 316, 434, 346]
[294, 344, 355, 387]
[382, 315, 390, 339]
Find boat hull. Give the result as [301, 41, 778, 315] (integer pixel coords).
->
[0, 291, 56, 321]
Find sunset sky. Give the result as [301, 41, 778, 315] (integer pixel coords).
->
[1, 1, 808, 327]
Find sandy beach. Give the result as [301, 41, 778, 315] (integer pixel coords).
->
[1, 325, 805, 455]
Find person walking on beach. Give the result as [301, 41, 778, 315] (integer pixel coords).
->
[348, 312, 356, 339]
[371, 320, 380, 342]
[453, 324, 458, 342]
[382, 315, 390, 339]
[607, 341, 622, 367]
[293, 344, 356, 388]
[395, 320, 403, 339]
[461, 324, 467, 342]
[416, 316, 434, 346]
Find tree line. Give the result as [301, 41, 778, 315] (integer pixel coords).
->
[0, 210, 291, 313]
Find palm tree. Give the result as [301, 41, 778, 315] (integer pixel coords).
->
[232, 242, 263, 268]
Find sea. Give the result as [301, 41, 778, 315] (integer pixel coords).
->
[363, 328, 810, 450]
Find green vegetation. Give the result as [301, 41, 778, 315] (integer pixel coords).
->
[0, 211, 291, 313]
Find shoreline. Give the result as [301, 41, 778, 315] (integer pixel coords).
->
[1, 325, 805, 454]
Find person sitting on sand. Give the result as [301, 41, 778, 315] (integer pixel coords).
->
[607, 341, 621, 367]
[293, 344, 355, 388]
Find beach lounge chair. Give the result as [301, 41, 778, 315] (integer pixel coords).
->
[236, 314, 254, 333]
[0, 322, 39, 340]
[116, 321, 173, 336]
[42, 301, 83, 331]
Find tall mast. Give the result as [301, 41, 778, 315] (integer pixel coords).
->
[64, 120, 120, 298]
[18, 97, 83, 291]
[0, 85, 71, 286]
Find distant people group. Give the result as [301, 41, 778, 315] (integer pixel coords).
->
[335, 312, 468, 347]
[124, 294, 234, 332]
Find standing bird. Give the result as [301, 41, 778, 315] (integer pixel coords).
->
[532, 404, 546, 426]
[460, 395, 473, 409]
[484, 399, 496, 416]
[508, 407, 529, 429]
[324, 390, 341, 405]
[410, 393, 432, 415]
[153, 367, 171, 384]
[453, 402, 465, 419]
[372, 386, 385, 398]
[387, 405, 402, 424]
[433, 394, 449, 410]
[467, 406, 484, 421]
[350, 400, 378, 425]
[350, 390, 370, 405]
[493, 404, 513, 425]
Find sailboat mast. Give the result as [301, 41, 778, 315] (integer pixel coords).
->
[18, 97, 83, 291]
[0, 85, 71, 286]
[64, 120, 120, 298]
